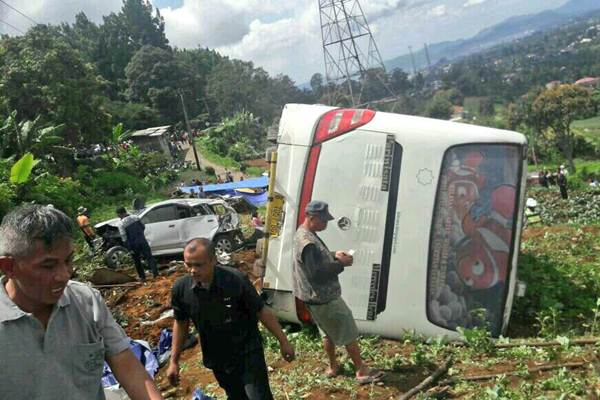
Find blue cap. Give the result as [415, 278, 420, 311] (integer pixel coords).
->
[305, 200, 334, 221]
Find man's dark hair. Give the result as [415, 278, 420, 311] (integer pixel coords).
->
[116, 206, 127, 215]
[0, 204, 74, 257]
[185, 237, 216, 257]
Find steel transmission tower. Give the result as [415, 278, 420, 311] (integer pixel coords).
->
[319, 0, 390, 107]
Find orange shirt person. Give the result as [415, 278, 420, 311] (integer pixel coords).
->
[76, 206, 96, 250]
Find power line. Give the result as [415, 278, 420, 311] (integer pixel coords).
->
[0, 0, 39, 25]
[0, 18, 25, 34]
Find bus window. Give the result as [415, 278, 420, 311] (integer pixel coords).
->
[427, 144, 521, 335]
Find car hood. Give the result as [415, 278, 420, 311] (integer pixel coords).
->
[94, 217, 121, 229]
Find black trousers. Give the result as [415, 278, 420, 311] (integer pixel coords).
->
[212, 351, 273, 400]
[559, 185, 568, 199]
[130, 241, 158, 280]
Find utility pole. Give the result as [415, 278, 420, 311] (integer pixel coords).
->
[408, 46, 417, 75]
[179, 91, 201, 171]
[424, 43, 432, 72]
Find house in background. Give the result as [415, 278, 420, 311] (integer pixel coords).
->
[128, 125, 173, 158]
[574, 77, 600, 89]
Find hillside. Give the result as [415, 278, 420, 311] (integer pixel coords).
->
[386, 0, 600, 73]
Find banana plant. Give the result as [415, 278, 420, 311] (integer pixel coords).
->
[0, 110, 67, 159]
[10, 152, 39, 184]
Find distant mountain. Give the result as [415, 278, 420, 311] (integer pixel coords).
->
[385, 0, 600, 73]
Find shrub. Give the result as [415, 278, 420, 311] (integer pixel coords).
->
[92, 171, 148, 197]
[0, 182, 16, 220]
[204, 166, 216, 176]
[25, 174, 84, 216]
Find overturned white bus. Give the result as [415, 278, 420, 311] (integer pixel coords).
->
[263, 104, 527, 339]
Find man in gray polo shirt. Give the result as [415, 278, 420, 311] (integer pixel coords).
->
[0, 205, 164, 400]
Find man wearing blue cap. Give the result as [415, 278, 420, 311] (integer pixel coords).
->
[292, 200, 384, 384]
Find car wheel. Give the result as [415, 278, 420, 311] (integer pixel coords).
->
[214, 235, 233, 255]
[105, 246, 131, 269]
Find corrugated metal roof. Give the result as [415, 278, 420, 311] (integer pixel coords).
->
[130, 125, 171, 137]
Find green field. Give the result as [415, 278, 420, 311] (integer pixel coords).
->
[572, 116, 600, 149]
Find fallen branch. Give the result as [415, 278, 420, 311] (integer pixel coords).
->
[399, 356, 453, 400]
[494, 338, 600, 349]
[92, 282, 142, 289]
[106, 288, 131, 308]
[441, 361, 587, 385]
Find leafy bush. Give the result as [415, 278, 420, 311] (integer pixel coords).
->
[25, 174, 84, 216]
[0, 182, 16, 220]
[91, 170, 148, 197]
[514, 226, 600, 335]
[204, 166, 215, 176]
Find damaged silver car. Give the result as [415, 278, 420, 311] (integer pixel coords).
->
[94, 198, 243, 268]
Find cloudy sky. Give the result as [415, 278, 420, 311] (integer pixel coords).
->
[0, 0, 569, 83]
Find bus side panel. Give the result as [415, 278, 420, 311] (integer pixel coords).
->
[501, 155, 528, 334]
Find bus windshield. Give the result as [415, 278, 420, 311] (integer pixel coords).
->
[427, 144, 522, 336]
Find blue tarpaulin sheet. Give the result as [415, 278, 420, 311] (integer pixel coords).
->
[181, 176, 269, 206]
[182, 176, 268, 193]
[102, 340, 159, 388]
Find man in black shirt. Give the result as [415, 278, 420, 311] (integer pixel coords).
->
[167, 238, 295, 400]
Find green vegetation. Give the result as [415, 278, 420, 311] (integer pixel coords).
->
[196, 142, 241, 171]
[572, 116, 600, 149]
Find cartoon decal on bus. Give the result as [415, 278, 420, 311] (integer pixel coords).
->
[428, 144, 521, 336]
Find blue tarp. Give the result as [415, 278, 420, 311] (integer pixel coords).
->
[234, 190, 268, 206]
[102, 340, 159, 388]
[181, 175, 269, 206]
[182, 176, 268, 193]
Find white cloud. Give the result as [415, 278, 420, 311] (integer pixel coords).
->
[428, 4, 448, 17]
[0, 0, 573, 83]
[0, 0, 122, 33]
[463, 0, 488, 7]
[160, 1, 249, 48]
[216, 3, 321, 83]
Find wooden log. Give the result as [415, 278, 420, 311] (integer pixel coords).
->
[494, 338, 600, 349]
[440, 361, 587, 385]
[399, 356, 453, 400]
[92, 282, 142, 289]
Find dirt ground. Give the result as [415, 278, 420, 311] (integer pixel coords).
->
[101, 248, 599, 399]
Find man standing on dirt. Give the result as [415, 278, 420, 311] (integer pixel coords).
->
[76, 206, 96, 251]
[0, 204, 164, 400]
[116, 206, 159, 281]
[293, 200, 384, 384]
[167, 238, 295, 399]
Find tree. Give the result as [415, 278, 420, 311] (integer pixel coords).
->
[0, 26, 110, 146]
[60, 12, 101, 62]
[310, 73, 324, 97]
[425, 94, 453, 120]
[479, 97, 495, 116]
[96, 0, 169, 89]
[125, 45, 195, 123]
[532, 84, 595, 172]
[390, 68, 412, 94]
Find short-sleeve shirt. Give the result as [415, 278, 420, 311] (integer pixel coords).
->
[0, 277, 130, 400]
[171, 266, 265, 372]
[77, 214, 94, 237]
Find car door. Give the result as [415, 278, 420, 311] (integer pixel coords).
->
[179, 204, 220, 243]
[140, 204, 181, 253]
